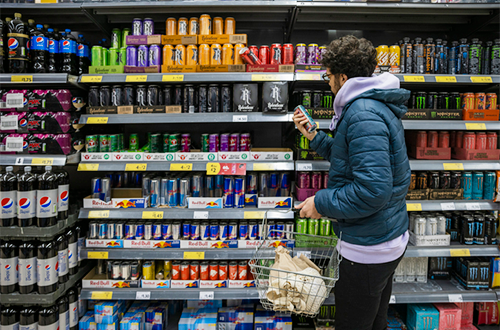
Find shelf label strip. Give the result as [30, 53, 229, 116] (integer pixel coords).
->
[184, 252, 205, 260]
[142, 211, 164, 219]
[125, 164, 147, 171]
[31, 158, 54, 165]
[449, 249, 470, 257]
[406, 203, 422, 211]
[88, 210, 110, 219]
[443, 163, 464, 171]
[91, 291, 113, 300]
[88, 251, 109, 259]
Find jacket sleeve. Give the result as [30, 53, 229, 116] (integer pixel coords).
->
[310, 130, 335, 160]
[314, 109, 393, 220]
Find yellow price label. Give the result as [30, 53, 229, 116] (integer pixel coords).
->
[125, 75, 147, 82]
[252, 74, 280, 81]
[88, 210, 110, 219]
[450, 248, 471, 257]
[253, 163, 275, 171]
[142, 211, 164, 219]
[206, 163, 221, 175]
[87, 117, 108, 124]
[465, 123, 486, 130]
[183, 251, 205, 260]
[125, 164, 147, 171]
[162, 75, 184, 82]
[88, 251, 109, 259]
[443, 163, 464, 171]
[470, 76, 493, 83]
[11, 75, 33, 83]
[91, 292, 113, 300]
[244, 211, 265, 219]
[170, 163, 193, 171]
[78, 163, 99, 171]
[299, 74, 321, 81]
[403, 76, 425, 82]
[435, 76, 457, 83]
[31, 158, 53, 165]
[81, 76, 103, 83]
[406, 203, 422, 212]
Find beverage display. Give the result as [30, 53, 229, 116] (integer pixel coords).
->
[406, 90, 497, 110]
[7, 13, 29, 73]
[0, 166, 17, 227]
[17, 166, 37, 227]
[37, 166, 58, 227]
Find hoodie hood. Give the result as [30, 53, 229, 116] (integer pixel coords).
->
[330, 73, 410, 130]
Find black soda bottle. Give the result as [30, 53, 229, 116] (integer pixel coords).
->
[57, 296, 69, 330]
[56, 234, 69, 284]
[17, 166, 37, 227]
[469, 38, 482, 75]
[37, 239, 58, 294]
[0, 18, 5, 73]
[1, 166, 17, 227]
[37, 166, 57, 227]
[19, 241, 37, 294]
[1, 307, 18, 330]
[38, 305, 58, 330]
[30, 24, 48, 73]
[60, 29, 77, 75]
[7, 13, 29, 73]
[491, 39, 500, 75]
[27, 19, 36, 35]
[47, 28, 60, 73]
[77, 34, 89, 75]
[482, 41, 492, 75]
[66, 227, 78, 275]
[56, 169, 69, 221]
[0, 240, 18, 294]
[20, 306, 38, 330]
[67, 288, 78, 330]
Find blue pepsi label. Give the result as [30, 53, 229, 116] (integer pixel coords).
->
[48, 39, 59, 53]
[77, 44, 85, 57]
[60, 39, 76, 54]
[31, 35, 48, 51]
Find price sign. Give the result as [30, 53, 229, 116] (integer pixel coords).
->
[406, 203, 422, 212]
[448, 294, 463, 303]
[253, 163, 275, 171]
[298, 74, 321, 81]
[296, 163, 313, 171]
[435, 76, 457, 83]
[88, 210, 110, 219]
[450, 249, 470, 257]
[389, 295, 396, 304]
[170, 163, 193, 171]
[199, 291, 214, 300]
[91, 291, 113, 300]
[206, 163, 247, 175]
[443, 163, 464, 171]
[81, 76, 103, 83]
[233, 115, 248, 122]
[466, 203, 481, 211]
[78, 164, 100, 171]
[470, 76, 492, 83]
[88, 251, 109, 259]
[252, 74, 280, 81]
[6, 93, 24, 108]
[244, 211, 265, 219]
[32, 158, 54, 166]
[125, 163, 147, 171]
[162, 75, 184, 82]
[87, 117, 108, 124]
[184, 251, 205, 260]
[441, 202, 456, 211]
[206, 163, 221, 175]
[125, 75, 147, 82]
[135, 292, 151, 300]
[465, 123, 486, 130]
[193, 211, 209, 220]
[403, 76, 425, 82]
[0, 115, 18, 130]
[142, 211, 164, 219]
[11, 75, 33, 83]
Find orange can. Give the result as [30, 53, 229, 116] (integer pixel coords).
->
[224, 17, 235, 34]
[199, 44, 210, 65]
[486, 93, 497, 110]
[178, 17, 188, 36]
[213, 17, 223, 35]
[186, 44, 198, 65]
[162, 45, 175, 66]
[199, 14, 212, 35]
[175, 45, 186, 66]
[377, 45, 389, 66]
[211, 44, 222, 65]
[389, 45, 400, 67]
[234, 43, 245, 65]
[188, 17, 199, 35]
[462, 92, 475, 110]
[166, 18, 177, 36]
[222, 43, 234, 65]
[475, 92, 486, 110]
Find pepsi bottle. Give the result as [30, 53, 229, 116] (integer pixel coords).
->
[56, 234, 69, 284]
[60, 29, 77, 75]
[56, 169, 69, 221]
[1, 166, 17, 227]
[17, 166, 37, 227]
[38, 305, 58, 330]
[37, 239, 58, 294]
[27, 19, 36, 35]
[77, 34, 89, 75]
[30, 24, 48, 73]
[74, 224, 82, 269]
[0, 240, 18, 294]
[66, 227, 78, 275]
[47, 28, 60, 73]
[67, 288, 78, 330]
[57, 296, 69, 330]
[37, 166, 57, 227]
[1, 307, 19, 330]
[7, 13, 29, 73]
[20, 306, 38, 330]
[19, 241, 37, 294]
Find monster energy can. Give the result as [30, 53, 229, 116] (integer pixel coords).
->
[296, 218, 308, 234]
[416, 92, 427, 109]
[319, 218, 331, 236]
[301, 90, 312, 108]
[323, 91, 334, 108]
[297, 133, 309, 150]
[308, 218, 319, 235]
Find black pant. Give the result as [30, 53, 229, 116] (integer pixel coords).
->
[334, 253, 404, 330]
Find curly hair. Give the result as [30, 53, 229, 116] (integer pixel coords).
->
[320, 35, 377, 78]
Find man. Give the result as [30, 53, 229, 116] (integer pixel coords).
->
[293, 35, 411, 330]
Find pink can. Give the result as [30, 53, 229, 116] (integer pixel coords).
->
[240, 133, 251, 151]
[229, 133, 239, 152]
[181, 133, 191, 152]
[455, 131, 464, 148]
[486, 132, 498, 150]
[297, 172, 310, 189]
[323, 172, 329, 189]
[311, 172, 322, 189]
[476, 132, 487, 150]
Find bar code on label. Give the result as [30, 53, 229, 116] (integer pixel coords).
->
[232, 35, 246, 42]
[1, 116, 19, 130]
[5, 137, 24, 152]
[6, 93, 24, 108]
[281, 65, 293, 71]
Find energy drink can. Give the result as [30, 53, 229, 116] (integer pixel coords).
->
[121, 262, 131, 280]
[91, 178, 101, 198]
[220, 133, 230, 152]
[167, 179, 178, 207]
[473, 214, 485, 245]
[219, 221, 229, 240]
[209, 262, 219, 280]
[472, 171, 484, 200]
[201, 222, 210, 241]
[248, 221, 258, 240]
[461, 214, 474, 245]
[191, 175, 202, 197]
[144, 222, 152, 240]
[152, 223, 162, 240]
[205, 176, 215, 197]
[182, 221, 191, 239]
[414, 217, 426, 236]
[246, 173, 257, 194]
[280, 173, 290, 197]
[268, 173, 279, 197]
[240, 133, 251, 151]
[425, 217, 437, 235]
[179, 179, 190, 208]
[98, 222, 107, 239]
[111, 262, 121, 280]
[285, 223, 294, 239]
[201, 133, 210, 152]
[89, 222, 98, 239]
[215, 175, 224, 197]
[294, 105, 318, 133]
[267, 221, 276, 239]
[107, 223, 115, 239]
[172, 261, 180, 280]
[190, 222, 200, 240]
[172, 221, 181, 240]
[200, 261, 209, 280]
[162, 222, 172, 240]
[229, 261, 238, 280]
[150, 179, 160, 208]
[239, 221, 248, 240]
[219, 261, 228, 280]
[209, 134, 219, 152]
[135, 223, 145, 240]
[275, 222, 285, 239]
[115, 222, 124, 239]
[223, 177, 234, 208]
[234, 177, 245, 208]
[238, 261, 248, 280]
[210, 221, 219, 240]
[160, 178, 168, 206]
[190, 261, 200, 280]
[483, 171, 496, 200]
[143, 261, 155, 280]
[308, 219, 319, 235]
[130, 261, 140, 280]
[99, 135, 110, 152]
[319, 219, 331, 237]
[124, 223, 135, 239]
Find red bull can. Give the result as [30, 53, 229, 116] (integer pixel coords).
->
[162, 222, 172, 240]
[172, 221, 181, 240]
[267, 221, 276, 239]
[124, 223, 135, 239]
[269, 173, 279, 197]
[219, 221, 229, 240]
[249, 221, 258, 240]
[234, 177, 245, 208]
[239, 221, 248, 240]
[144, 222, 152, 240]
[179, 179, 190, 208]
[223, 177, 234, 208]
[98, 222, 108, 239]
[275, 222, 285, 239]
[205, 176, 215, 197]
[190, 222, 200, 240]
[285, 223, 294, 239]
[150, 179, 160, 208]
[191, 175, 202, 197]
[115, 222, 124, 239]
[160, 178, 169, 206]
[258, 223, 264, 240]
[228, 221, 238, 240]
[215, 175, 224, 197]
[295, 105, 318, 133]
[167, 179, 178, 207]
[246, 173, 257, 194]
[279, 173, 290, 197]
[200, 221, 210, 241]
[210, 221, 219, 240]
[91, 178, 101, 198]
[152, 223, 162, 240]
[89, 222, 98, 239]
[107, 223, 115, 239]
[182, 221, 191, 239]
[135, 223, 145, 240]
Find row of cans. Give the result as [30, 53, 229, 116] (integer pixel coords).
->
[297, 130, 333, 151]
[85, 134, 125, 153]
[172, 260, 250, 281]
[99, 260, 141, 281]
[408, 91, 497, 110]
[91, 46, 127, 67]
[296, 218, 334, 237]
[164, 16, 236, 36]
[240, 44, 294, 65]
[292, 90, 335, 110]
[413, 130, 498, 150]
[294, 43, 327, 65]
[126, 45, 161, 67]
[297, 172, 329, 190]
[163, 43, 245, 66]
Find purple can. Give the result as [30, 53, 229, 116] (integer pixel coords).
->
[126, 46, 137, 66]
[240, 133, 251, 151]
[294, 43, 307, 65]
[220, 133, 230, 152]
[181, 133, 191, 152]
[143, 18, 154, 36]
[323, 172, 329, 189]
[209, 134, 219, 153]
[132, 18, 143, 36]
[307, 43, 318, 65]
[137, 45, 149, 67]
[148, 44, 161, 66]
[311, 172, 322, 189]
[298, 172, 310, 189]
[229, 133, 239, 152]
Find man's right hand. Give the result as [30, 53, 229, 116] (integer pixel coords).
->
[292, 109, 318, 141]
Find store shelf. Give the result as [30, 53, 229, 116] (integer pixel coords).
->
[295, 73, 500, 84]
[405, 244, 500, 258]
[0, 74, 82, 88]
[403, 120, 500, 130]
[0, 154, 80, 166]
[80, 113, 293, 125]
[0, 213, 78, 239]
[79, 208, 294, 220]
[295, 160, 329, 171]
[409, 160, 500, 171]
[406, 200, 499, 211]
[81, 248, 272, 260]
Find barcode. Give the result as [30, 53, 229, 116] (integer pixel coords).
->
[1, 119, 17, 128]
[233, 35, 245, 42]
[7, 142, 22, 149]
[0, 102, 7, 109]
[5, 137, 24, 151]
[6, 93, 24, 108]
[281, 65, 294, 71]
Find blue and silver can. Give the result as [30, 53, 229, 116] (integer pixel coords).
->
[268, 173, 279, 197]
[162, 222, 172, 240]
[142, 177, 151, 207]
[267, 221, 276, 239]
[179, 179, 190, 208]
[259, 173, 268, 197]
[249, 221, 258, 240]
[98, 222, 107, 239]
[134, 173, 143, 188]
[462, 172, 472, 200]
[279, 173, 290, 197]
[205, 176, 215, 197]
[234, 177, 245, 208]
[152, 222, 162, 240]
[191, 175, 203, 197]
[182, 221, 191, 239]
[483, 171, 496, 200]
[210, 221, 219, 240]
[150, 178, 160, 208]
[160, 178, 169, 206]
[246, 173, 257, 194]
[201, 221, 210, 241]
[239, 221, 248, 240]
[275, 222, 285, 239]
[144, 222, 152, 240]
[219, 221, 229, 240]
[223, 177, 234, 208]
[124, 223, 135, 239]
[190, 222, 200, 240]
[172, 221, 181, 240]
[135, 222, 145, 240]
[215, 175, 224, 197]
[167, 178, 178, 207]
[472, 171, 484, 200]
[89, 222, 98, 239]
[101, 178, 111, 202]
[91, 178, 101, 198]
[228, 221, 238, 240]
[107, 223, 115, 239]
[115, 222, 124, 239]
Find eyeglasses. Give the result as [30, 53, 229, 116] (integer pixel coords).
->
[322, 73, 333, 82]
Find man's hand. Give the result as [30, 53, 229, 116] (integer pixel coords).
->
[292, 109, 318, 141]
[296, 196, 323, 219]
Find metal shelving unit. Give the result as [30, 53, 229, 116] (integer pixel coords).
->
[296, 73, 500, 84]
[0, 213, 79, 239]
[405, 244, 500, 258]
[409, 160, 500, 171]
[406, 200, 499, 212]
[314, 119, 500, 130]
[81, 248, 272, 260]
[0, 74, 82, 88]
[0, 154, 80, 166]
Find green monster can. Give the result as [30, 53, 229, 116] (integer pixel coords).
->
[102, 48, 109, 66]
[298, 133, 309, 150]
[118, 47, 127, 66]
[162, 134, 170, 152]
[319, 218, 331, 237]
[121, 28, 131, 48]
[99, 135, 110, 152]
[150, 134, 161, 153]
[301, 90, 312, 108]
[308, 218, 319, 235]
[201, 133, 210, 152]
[129, 133, 139, 151]
[85, 135, 98, 153]
[109, 134, 120, 152]
[91, 46, 103, 66]
[169, 133, 180, 152]
[109, 47, 119, 66]
[296, 218, 308, 234]
[111, 28, 121, 49]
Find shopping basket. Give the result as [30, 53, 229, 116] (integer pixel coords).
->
[249, 210, 340, 317]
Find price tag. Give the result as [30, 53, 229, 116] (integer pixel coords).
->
[199, 291, 214, 300]
[142, 211, 164, 219]
[441, 202, 456, 211]
[11, 75, 33, 83]
[403, 76, 425, 82]
[194, 211, 209, 219]
[448, 294, 463, 303]
[31, 158, 54, 165]
[253, 163, 275, 171]
[78, 164, 100, 171]
[125, 163, 147, 171]
[299, 74, 321, 81]
[406, 203, 422, 212]
[244, 211, 265, 219]
[135, 291, 151, 300]
[465, 123, 486, 130]
[88, 210, 110, 219]
[88, 251, 109, 259]
[81, 76, 103, 83]
[125, 75, 147, 82]
[15, 158, 24, 165]
[233, 115, 248, 122]
[162, 75, 184, 82]
[1, 115, 19, 130]
[470, 76, 492, 83]
[206, 163, 221, 175]
[252, 74, 280, 81]
[184, 251, 205, 260]
[91, 291, 113, 300]
[450, 249, 470, 257]
[389, 295, 396, 304]
[6, 93, 24, 108]
[435, 76, 457, 83]
[443, 163, 464, 171]
[466, 203, 481, 211]
[206, 163, 246, 175]
[296, 163, 313, 171]
[87, 117, 108, 124]
[5, 137, 23, 151]
[170, 163, 193, 171]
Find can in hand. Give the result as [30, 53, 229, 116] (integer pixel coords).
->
[294, 105, 317, 133]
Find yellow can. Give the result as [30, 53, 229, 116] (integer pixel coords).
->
[199, 44, 211, 65]
[211, 44, 222, 65]
[178, 17, 188, 36]
[162, 45, 175, 66]
[199, 14, 212, 35]
[213, 17, 224, 35]
[234, 43, 245, 65]
[389, 45, 400, 67]
[142, 261, 155, 280]
[164, 261, 172, 277]
[377, 45, 389, 66]
[222, 43, 234, 65]
[166, 18, 177, 36]
[175, 44, 186, 66]
[224, 17, 236, 35]
[189, 17, 199, 35]
[186, 44, 198, 65]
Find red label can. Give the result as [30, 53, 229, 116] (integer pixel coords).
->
[209, 261, 219, 281]
[486, 132, 498, 150]
[323, 172, 329, 190]
[180, 261, 190, 280]
[200, 261, 209, 280]
[476, 132, 487, 150]
[259, 45, 270, 65]
[474, 93, 486, 110]
[283, 43, 294, 65]
[239, 47, 262, 65]
[172, 261, 180, 280]
[438, 131, 450, 148]
[416, 131, 427, 148]
[228, 261, 238, 280]
[248, 45, 259, 58]
[463, 132, 476, 150]
[190, 261, 200, 280]
[238, 261, 248, 280]
[455, 131, 464, 148]
[450, 131, 456, 148]
[219, 261, 228, 280]
[270, 43, 282, 65]
[427, 131, 438, 148]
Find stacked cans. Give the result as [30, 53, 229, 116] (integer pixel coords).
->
[98, 260, 141, 280]
[293, 43, 327, 65]
[126, 44, 161, 68]
[203, 132, 251, 152]
[295, 218, 334, 237]
[91, 28, 129, 67]
[171, 260, 250, 281]
[409, 130, 498, 150]
[163, 43, 243, 66]
[86, 134, 124, 153]
[165, 15, 235, 36]
[297, 172, 329, 190]
[91, 177, 112, 202]
[89, 221, 178, 240]
[239, 43, 294, 65]
[408, 91, 497, 110]
[292, 90, 335, 109]
[255, 172, 290, 198]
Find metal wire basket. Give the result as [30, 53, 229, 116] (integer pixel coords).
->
[249, 210, 340, 317]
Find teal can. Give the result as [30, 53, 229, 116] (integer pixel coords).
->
[483, 171, 496, 200]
